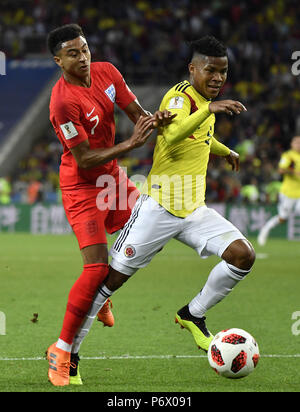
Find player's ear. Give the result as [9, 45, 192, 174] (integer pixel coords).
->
[53, 55, 63, 69]
[188, 62, 194, 75]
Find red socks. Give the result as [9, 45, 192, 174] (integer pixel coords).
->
[58, 263, 109, 345]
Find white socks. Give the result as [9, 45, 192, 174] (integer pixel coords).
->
[262, 214, 281, 232]
[71, 284, 113, 354]
[258, 214, 281, 245]
[188, 260, 251, 318]
[69, 260, 251, 353]
[56, 339, 72, 353]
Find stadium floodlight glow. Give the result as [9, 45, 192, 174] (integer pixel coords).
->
[0, 51, 6, 75]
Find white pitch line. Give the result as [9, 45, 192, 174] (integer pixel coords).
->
[0, 354, 299, 361]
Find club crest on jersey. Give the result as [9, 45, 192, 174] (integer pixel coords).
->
[105, 84, 116, 103]
[124, 245, 136, 258]
[60, 121, 78, 140]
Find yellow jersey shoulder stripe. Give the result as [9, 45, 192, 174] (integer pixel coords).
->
[174, 80, 191, 93]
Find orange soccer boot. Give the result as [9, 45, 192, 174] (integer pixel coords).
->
[97, 298, 114, 327]
[46, 342, 71, 386]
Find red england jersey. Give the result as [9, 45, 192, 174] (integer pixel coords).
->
[49, 62, 136, 190]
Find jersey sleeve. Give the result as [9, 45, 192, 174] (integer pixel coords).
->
[163, 91, 192, 119]
[108, 63, 136, 109]
[278, 153, 292, 169]
[210, 136, 231, 156]
[161, 89, 210, 145]
[51, 100, 88, 149]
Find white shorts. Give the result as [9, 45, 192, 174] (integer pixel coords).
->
[278, 193, 300, 219]
[109, 195, 246, 276]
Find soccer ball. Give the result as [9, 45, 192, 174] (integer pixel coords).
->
[207, 328, 260, 379]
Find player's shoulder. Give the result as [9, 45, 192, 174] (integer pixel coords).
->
[289, 149, 300, 158]
[91, 61, 119, 77]
[281, 149, 294, 159]
[161, 80, 192, 109]
[165, 80, 191, 97]
[91, 61, 112, 71]
[50, 77, 79, 114]
[91, 61, 125, 87]
[285, 150, 300, 166]
[279, 150, 295, 169]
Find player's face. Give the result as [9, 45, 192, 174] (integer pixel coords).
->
[291, 136, 300, 152]
[189, 55, 228, 99]
[54, 36, 91, 80]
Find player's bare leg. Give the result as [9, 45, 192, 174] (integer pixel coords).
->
[221, 239, 256, 270]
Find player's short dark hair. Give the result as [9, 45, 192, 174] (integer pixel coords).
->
[190, 35, 227, 59]
[47, 24, 85, 55]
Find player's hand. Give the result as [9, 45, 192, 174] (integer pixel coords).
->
[225, 150, 240, 171]
[152, 110, 177, 128]
[129, 115, 155, 148]
[209, 100, 247, 116]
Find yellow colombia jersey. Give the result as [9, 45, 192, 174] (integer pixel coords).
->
[142, 80, 219, 218]
[279, 149, 300, 198]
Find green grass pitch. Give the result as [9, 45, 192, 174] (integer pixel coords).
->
[0, 233, 299, 392]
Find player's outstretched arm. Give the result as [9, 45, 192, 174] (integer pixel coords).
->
[209, 100, 247, 116]
[163, 99, 246, 146]
[279, 167, 300, 177]
[210, 137, 239, 172]
[225, 150, 240, 172]
[70, 116, 154, 169]
[208, 101, 245, 171]
[164, 102, 211, 145]
[124, 100, 176, 127]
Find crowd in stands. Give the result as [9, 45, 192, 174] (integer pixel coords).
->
[1, 0, 300, 205]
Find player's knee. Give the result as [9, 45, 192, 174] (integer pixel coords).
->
[105, 267, 130, 291]
[240, 243, 256, 270]
[223, 239, 256, 271]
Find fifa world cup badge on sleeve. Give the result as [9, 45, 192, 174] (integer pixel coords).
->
[169, 96, 184, 109]
[60, 121, 79, 140]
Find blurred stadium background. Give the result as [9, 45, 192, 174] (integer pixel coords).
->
[1, 0, 300, 240]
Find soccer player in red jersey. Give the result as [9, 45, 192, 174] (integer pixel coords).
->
[46, 24, 174, 386]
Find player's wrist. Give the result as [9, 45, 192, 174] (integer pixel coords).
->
[122, 138, 136, 152]
[208, 101, 216, 113]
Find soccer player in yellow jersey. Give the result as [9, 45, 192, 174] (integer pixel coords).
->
[258, 135, 300, 246]
[73, 36, 255, 355]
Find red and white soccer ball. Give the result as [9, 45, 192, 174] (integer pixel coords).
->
[207, 328, 260, 379]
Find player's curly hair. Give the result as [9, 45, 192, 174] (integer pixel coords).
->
[190, 36, 227, 59]
[47, 24, 85, 55]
